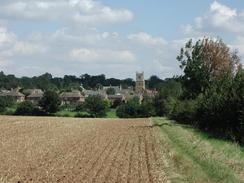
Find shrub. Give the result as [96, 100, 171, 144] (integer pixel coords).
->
[15, 101, 35, 116]
[75, 103, 85, 112]
[116, 97, 141, 118]
[163, 97, 177, 117]
[170, 99, 197, 124]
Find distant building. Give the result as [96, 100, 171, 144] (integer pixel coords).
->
[60, 90, 85, 105]
[107, 94, 125, 105]
[0, 89, 25, 103]
[26, 89, 44, 103]
[124, 93, 143, 104]
[83, 90, 108, 99]
[103, 85, 122, 93]
[135, 72, 145, 93]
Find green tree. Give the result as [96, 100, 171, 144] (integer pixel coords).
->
[39, 91, 61, 114]
[177, 39, 209, 98]
[177, 38, 241, 99]
[116, 97, 141, 118]
[84, 96, 108, 117]
[140, 95, 156, 117]
[153, 79, 183, 117]
[147, 75, 164, 89]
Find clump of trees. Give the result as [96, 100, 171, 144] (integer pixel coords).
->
[14, 91, 61, 116]
[116, 96, 156, 118]
[0, 72, 137, 91]
[83, 96, 110, 117]
[116, 97, 142, 118]
[173, 38, 243, 143]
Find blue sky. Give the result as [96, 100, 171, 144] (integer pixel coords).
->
[0, 0, 244, 79]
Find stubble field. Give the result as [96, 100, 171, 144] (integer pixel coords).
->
[0, 116, 165, 183]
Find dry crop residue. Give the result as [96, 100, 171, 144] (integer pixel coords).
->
[0, 116, 166, 183]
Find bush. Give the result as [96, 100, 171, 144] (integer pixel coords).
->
[153, 80, 182, 117]
[75, 103, 85, 112]
[15, 101, 35, 116]
[163, 97, 177, 117]
[116, 97, 141, 118]
[170, 99, 197, 124]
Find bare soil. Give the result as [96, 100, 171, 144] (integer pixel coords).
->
[0, 116, 165, 183]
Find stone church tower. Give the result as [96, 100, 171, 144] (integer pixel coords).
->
[135, 72, 145, 93]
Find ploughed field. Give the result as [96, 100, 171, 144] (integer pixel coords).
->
[0, 116, 165, 183]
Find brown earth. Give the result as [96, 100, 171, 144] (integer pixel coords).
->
[0, 116, 166, 183]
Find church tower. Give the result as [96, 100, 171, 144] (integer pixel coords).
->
[135, 72, 145, 93]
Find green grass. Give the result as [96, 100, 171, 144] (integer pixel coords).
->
[55, 109, 118, 118]
[55, 110, 77, 117]
[153, 117, 244, 183]
[106, 109, 118, 118]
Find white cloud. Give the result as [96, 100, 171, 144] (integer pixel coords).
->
[0, 27, 16, 47]
[0, 0, 133, 25]
[128, 32, 167, 46]
[181, 1, 244, 66]
[70, 48, 136, 63]
[183, 1, 244, 35]
[13, 42, 47, 55]
[0, 1, 192, 78]
[0, 26, 49, 68]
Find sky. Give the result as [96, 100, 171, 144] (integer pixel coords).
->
[0, 0, 244, 79]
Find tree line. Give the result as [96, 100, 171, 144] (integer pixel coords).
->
[0, 72, 166, 91]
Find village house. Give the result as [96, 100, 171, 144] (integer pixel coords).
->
[83, 89, 108, 99]
[107, 94, 125, 106]
[60, 90, 85, 105]
[124, 93, 144, 104]
[26, 89, 44, 103]
[0, 89, 25, 103]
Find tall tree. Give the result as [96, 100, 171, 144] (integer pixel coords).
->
[39, 91, 61, 114]
[177, 38, 241, 99]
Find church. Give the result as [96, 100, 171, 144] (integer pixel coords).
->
[135, 72, 146, 93]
